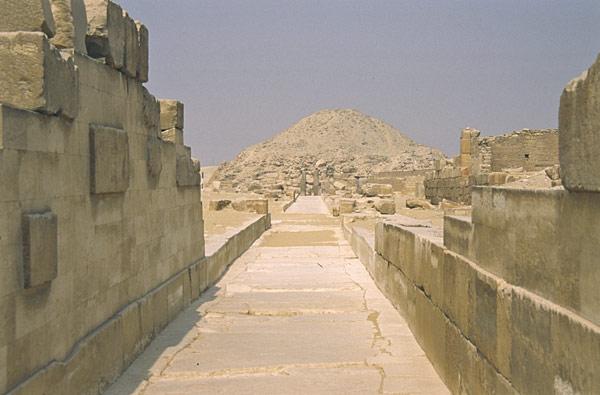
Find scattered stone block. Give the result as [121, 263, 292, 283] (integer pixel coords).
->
[363, 183, 393, 197]
[559, 55, 600, 192]
[135, 21, 148, 82]
[232, 199, 268, 214]
[49, 0, 88, 54]
[406, 198, 434, 210]
[209, 200, 231, 211]
[84, 0, 125, 69]
[333, 181, 346, 190]
[22, 211, 58, 288]
[89, 124, 129, 194]
[161, 128, 183, 145]
[375, 199, 395, 215]
[0, 32, 78, 119]
[159, 100, 184, 131]
[544, 165, 560, 181]
[339, 199, 355, 214]
[0, 0, 56, 37]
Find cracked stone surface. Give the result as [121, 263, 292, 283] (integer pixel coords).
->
[107, 196, 449, 394]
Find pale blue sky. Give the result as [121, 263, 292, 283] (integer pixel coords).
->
[119, 0, 600, 165]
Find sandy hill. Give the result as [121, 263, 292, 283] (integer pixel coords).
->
[213, 109, 443, 196]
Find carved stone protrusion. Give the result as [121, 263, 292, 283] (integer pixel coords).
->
[22, 211, 58, 289]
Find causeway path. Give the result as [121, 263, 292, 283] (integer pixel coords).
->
[108, 197, 448, 394]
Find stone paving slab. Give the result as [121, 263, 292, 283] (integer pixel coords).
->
[141, 366, 382, 395]
[107, 197, 449, 394]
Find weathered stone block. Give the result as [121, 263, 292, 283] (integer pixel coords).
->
[84, 0, 125, 69]
[22, 211, 58, 288]
[141, 86, 159, 133]
[363, 183, 393, 197]
[161, 128, 183, 145]
[442, 251, 473, 334]
[231, 199, 268, 214]
[135, 21, 148, 82]
[443, 215, 473, 260]
[0, 104, 70, 153]
[122, 11, 137, 78]
[175, 146, 200, 187]
[549, 305, 600, 394]
[336, 199, 354, 215]
[146, 137, 162, 178]
[209, 199, 231, 211]
[374, 198, 395, 215]
[89, 124, 129, 194]
[49, 0, 87, 53]
[559, 54, 600, 192]
[159, 99, 184, 130]
[0, 0, 55, 37]
[0, 32, 78, 119]
[470, 271, 498, 364]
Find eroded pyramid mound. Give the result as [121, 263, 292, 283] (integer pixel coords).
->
[213, 109, 443, 197]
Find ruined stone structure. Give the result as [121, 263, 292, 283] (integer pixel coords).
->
[465, 128, 559, 174]
[425, 128, 559, 204]
[344, 56, 600, 393]
[366, 169, 429, 197]
[0, 1, 210, 393]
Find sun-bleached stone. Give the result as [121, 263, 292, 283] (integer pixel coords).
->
[559, 55, 600, 192]
[0, 0, 56, 37]
[0, 32, 78, 118]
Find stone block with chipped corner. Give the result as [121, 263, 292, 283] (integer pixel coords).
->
[49, 0, 87, 54]
[161, 128, 183, 145]
[0, 0, 55, 36]
[159, 99, 184, 131]
[84, 0, 125, 69]
[0, 32, 78, 119]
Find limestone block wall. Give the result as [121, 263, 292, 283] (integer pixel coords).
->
[0, 1, 205, 393]
[424, 167, 471, 204]
[485, 129, 559, 172]
[364, 55, 600, 393]
[370, 189, 600, 394]
[423, 128, 559, 205]
[367, 169, 429, 196]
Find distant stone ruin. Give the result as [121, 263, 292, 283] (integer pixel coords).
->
[425, 128, 559, 204]
[212, 109, 442, 199]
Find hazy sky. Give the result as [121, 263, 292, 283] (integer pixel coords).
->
[119, 0, 600, 165]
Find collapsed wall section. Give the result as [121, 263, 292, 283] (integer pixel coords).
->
[0, 1, 205, 393]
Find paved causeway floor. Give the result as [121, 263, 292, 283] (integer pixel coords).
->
[108, 197, 448, 394]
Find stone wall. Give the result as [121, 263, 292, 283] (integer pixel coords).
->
[0, 1, 207, 393]
[367, 190, 600, 394]
[367, 169, 429, 196]
[424, 128, 559, 205]
[424, 171, 471, 204]
[348, 55, 600, 393]
[485, 129, 559, 172]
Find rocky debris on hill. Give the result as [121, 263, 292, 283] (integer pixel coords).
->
[212, 109, 444, 198]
